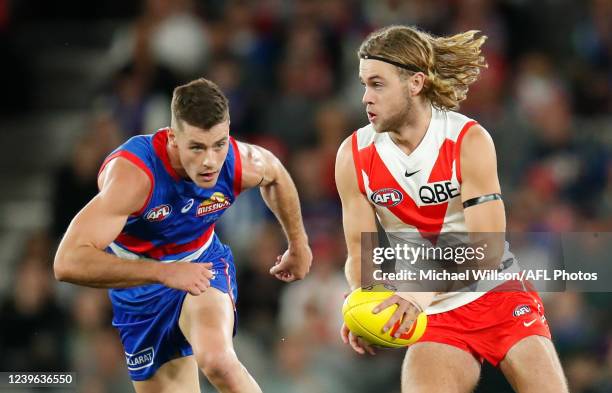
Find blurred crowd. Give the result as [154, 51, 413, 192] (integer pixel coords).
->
[1, 0, 611, 392]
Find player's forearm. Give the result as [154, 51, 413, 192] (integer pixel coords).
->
[345, 256, 361, 290]
[54, 244, 163, 288]
[260, 165, 308, 247]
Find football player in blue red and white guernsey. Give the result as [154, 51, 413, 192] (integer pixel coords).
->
[55, 78, 312, 393]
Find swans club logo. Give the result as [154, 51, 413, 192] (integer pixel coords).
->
[145, 204, 172, 221]
[371, 188, 403, 207]
[197, 192, 231, 216]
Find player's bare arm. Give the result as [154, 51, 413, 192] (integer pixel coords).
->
[459, 124, 506, 267]
[237, 141, 312, 282]
[335, 136, 378, 290]
[336, 136, 435, 343]
[335, 136, 379, 355]
[54, 157, 213, 295]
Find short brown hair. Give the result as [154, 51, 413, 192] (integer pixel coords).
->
[359, 25, 487, 110]
[171, 78, 229, 130]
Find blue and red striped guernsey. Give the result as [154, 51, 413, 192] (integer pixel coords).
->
[99, 128, 242, 263]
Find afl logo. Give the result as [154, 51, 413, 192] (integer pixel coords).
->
[371, 188, 403, 207]
[145, 204, 172, 222]
[513, 305, 531, 317]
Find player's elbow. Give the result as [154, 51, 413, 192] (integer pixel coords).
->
[53, 246, 77, 282]
[53, 254, 70, 282]
[259, 148, 284, 186]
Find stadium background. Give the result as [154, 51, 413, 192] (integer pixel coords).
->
[0, 0, 610, 392]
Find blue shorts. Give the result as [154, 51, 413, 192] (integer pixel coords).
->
[109, 240, 238, 381]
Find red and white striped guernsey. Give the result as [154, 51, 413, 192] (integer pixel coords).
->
[351, 106, 515, 314]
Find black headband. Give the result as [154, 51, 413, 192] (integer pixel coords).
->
[360, 54, 424, 74]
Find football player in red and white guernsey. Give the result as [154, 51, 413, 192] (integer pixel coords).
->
[336, 26, 568, 393]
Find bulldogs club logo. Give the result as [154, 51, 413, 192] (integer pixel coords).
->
[145, 204, 172, 222]
[371, 188, 403, 207]
[197, 192, 231, 216]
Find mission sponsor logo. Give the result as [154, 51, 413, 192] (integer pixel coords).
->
[145, 204, 172, 221]
[125, 347, 154, 370]
[197, 192, 231, 216]
[371, 188, 403, 207]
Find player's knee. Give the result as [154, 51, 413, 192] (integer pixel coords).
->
[197, 350, 241, 387]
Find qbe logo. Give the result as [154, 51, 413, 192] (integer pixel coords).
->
[145, 204, 172, 221]
[126, 347, 154, 370]
[370, 188, 403, 207]
[513, 305, 532, 317]
[419, 181, 460, 205]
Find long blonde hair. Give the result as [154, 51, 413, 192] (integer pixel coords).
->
[358, 25, 487, 111]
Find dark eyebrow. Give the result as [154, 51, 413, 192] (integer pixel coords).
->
[188, 136, 228, 148]
[213, 136, 228, 145]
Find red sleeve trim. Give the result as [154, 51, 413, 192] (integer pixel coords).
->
[98, 150, 154, 216]
[454, 120, 478, 184]
[351, 131, 366, 195]
[152, 129, 181, 181]
[229, 136, 242, 197]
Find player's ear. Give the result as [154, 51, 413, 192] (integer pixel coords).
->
[168, 128, 179, 148]
[409, 72, 426, 96]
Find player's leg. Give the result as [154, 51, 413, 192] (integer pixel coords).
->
[402, 342, 481, 393]
[499, 335, 568, 393]
[112, 287, 202, 392]
[132, 356, 200, 393]
[179, 287, 262, 393]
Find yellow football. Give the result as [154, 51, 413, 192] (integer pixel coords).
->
[342, 285, 428, 348]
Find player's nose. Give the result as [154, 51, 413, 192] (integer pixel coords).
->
[362, 88, 374, 105]
[201, 152, 214, 168]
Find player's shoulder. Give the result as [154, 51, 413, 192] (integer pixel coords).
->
[443, 109, 491, 144]
[460, 123, 494, 154]
[99, 155, 152, 190]
[438, 108, 479, 139]
[96, 155, 152, 215]
[232, 137, 256, 159]
[337, 123, 378, 167]
[337, 123, 376, 160]
[98, 132, 158, 192]
[444, 108, 474, 124]
[353, 123, 377, 148]
[121, 130, 157, 152]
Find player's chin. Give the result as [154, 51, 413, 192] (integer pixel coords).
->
[193, 172, 220, 188]
[370, 121, 385, 133]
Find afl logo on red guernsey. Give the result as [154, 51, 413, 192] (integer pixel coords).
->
[197, 192, 231, 216]
[371, 188, 403, 207]
[145, 204, 172, 221]
[513, 305, 532, 317]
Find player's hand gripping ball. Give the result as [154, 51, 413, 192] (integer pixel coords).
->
[342, 285, 428, 348]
